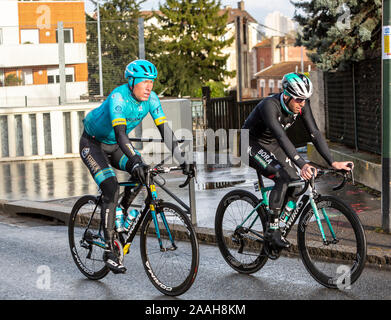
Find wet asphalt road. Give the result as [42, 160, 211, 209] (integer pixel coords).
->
[0, 214, 390, 301]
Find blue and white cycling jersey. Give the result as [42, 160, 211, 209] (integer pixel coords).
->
[83, 84, 166, 144]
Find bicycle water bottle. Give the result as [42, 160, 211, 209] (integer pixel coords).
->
[115, 206, 125, 232]
[124, 209, 140, 231]
[280, 201, 296, 223]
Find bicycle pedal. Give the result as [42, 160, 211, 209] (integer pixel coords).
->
[160, 245, 177, 252]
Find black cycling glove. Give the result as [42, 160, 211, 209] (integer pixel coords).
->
[131, 162, 149, 185]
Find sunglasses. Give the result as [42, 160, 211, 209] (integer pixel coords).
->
[293, 98, 307, 103]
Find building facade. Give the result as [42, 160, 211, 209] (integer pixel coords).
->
[0, 0, 88, 107]
[253, 35, 315, 97]
[264, 11, 295, 37]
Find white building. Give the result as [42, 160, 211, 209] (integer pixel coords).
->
[264, 11, 295, 37]
[0, 0, 88, 107]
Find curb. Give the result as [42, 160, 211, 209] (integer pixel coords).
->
[0, 199, 390, 269]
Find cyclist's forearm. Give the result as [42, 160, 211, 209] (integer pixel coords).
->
[309, 129, 334, 166]
[157, 122, 185, 164]
[277, 135, 307, 168]
[114, 124, 142, 167]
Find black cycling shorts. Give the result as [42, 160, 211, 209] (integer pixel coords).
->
[79, 131, 136, 187]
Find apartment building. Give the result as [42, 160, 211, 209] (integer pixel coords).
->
[253, 35, 316, 97]
[0, 0, 88, 106]
[221, 1, 260, 99]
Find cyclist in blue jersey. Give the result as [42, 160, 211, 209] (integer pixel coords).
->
[80, 59, 189, 273]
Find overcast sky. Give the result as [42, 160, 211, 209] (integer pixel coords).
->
[85, 0, 297, 25]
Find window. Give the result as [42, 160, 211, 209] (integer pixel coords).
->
[47, 67, 75, 84]
[277, 80, 282, 89]
[20, 29, 39, 44]
[22, 69, 33, 85]
[259, 79, 265, 88]
[242, 19, 247, 45]
[56, 28, 73, 43]
[268, 79, 275, 89]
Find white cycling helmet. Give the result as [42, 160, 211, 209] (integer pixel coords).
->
[282, 72, 313, 100]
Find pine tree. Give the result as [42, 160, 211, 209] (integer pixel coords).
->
[87, 0, 144, 96]
[291, 0, 381, 71]
[145, 0, 235, 97]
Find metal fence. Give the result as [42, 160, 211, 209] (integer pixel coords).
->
[325, 58, 381, 155]
[202, 86, 310, 147]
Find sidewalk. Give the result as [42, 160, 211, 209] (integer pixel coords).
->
[0, 160, 389, 269]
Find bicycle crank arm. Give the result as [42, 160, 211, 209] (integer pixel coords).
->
[323, 239, 339, 246]
[160, 244, 178, 252]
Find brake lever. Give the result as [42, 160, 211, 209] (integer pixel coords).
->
[347, 163, 355, 185]
[332, 174, 347, 191]
[178, 164, 196, 188]
[179, 175, 191, 188]
[333, 163, 354, 191]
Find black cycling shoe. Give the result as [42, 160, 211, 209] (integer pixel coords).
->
[103, 250, 127, 274]
[265, 228, 291, 249]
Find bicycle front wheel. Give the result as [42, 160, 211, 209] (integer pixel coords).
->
[215, 189, 268, 274]
[297, 195, 367, 289]
[68, 195, 110, 280]
[140, 202, 199, 296]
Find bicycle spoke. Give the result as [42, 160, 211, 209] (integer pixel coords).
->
[215, 190, 268, 274]
[68, 196, 109, 280]
[140, 202, 199, 296]
[298, 196, 366, 288]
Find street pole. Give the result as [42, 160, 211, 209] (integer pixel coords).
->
[134, 17, 145, 150]
[382, 0, 391, 232]
[97, 1, 104, 96]
[58, 21, 66, 105]
[138, 17, 145, 59]
[236, 16, 242, 102]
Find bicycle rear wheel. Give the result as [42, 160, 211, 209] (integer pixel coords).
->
[297, 195, 367, 289]
[140, 202, 199, 296]
[68, 195, 110, 280]
[215, 190, 268, 274]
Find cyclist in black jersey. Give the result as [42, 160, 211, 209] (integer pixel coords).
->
[242, 72, 353, 249]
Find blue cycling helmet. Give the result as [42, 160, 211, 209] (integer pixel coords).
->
[124, 59, 158, 87]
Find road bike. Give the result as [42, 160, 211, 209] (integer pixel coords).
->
[214, 166, 367, 289]
[68, 161, 199, 296]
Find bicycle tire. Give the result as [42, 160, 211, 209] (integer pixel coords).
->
[297, 195, 367, 289]
[68, 195, 110, 280]
[215, 189, 268, 274]
[140, 202, 199, 296]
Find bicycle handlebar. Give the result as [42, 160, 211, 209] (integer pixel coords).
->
[291, 163, 354, 196]
[150, 163, 196, 189]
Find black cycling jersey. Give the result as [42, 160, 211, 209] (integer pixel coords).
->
[242, 93, 333, 169]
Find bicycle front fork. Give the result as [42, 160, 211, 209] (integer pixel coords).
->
[149, 184, 177, 252]
[309, 191, 337, 245]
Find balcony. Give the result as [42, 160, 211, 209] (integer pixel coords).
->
[0, 43, 87, 68]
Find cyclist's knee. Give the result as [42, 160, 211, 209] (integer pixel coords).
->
[100, 176, 119, 204]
